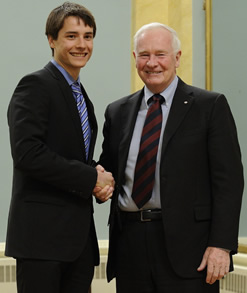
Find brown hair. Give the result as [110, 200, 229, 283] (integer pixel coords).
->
[45, 2, 96, 55]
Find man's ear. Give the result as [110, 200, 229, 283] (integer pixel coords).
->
[48, 35, 55, 49]
[133, 51, 137, 68]
[175, 50, 182, 68]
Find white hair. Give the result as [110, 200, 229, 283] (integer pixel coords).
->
[133, 22, 181, 54]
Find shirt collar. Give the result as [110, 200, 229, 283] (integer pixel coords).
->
[51, 59, 80, 86]
[144, 76, 178, 107]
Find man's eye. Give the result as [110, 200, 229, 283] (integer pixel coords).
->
[67, 35, 76, 39]
[85, 35, 93, 40]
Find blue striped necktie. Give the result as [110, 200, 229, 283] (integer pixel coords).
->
[132, 94, 164, 209]
[71, 82, 91, 160]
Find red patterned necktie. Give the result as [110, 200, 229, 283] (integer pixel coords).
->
[131, 94, 164, 209]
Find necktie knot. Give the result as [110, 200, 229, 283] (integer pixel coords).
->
[71, 82, 81, 94]
[72, 82, 79, 88]
[148, 94, 165, 105]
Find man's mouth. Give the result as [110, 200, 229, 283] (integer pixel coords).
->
[146, 71, 162, 74]
[71, 53, 87, 57]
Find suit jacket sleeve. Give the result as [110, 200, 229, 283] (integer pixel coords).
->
[207, 94, 244, 252]
[8, 71, 97, 198]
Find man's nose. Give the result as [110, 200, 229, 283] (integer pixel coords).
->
[76, 36, 86, 48]
[146, 55, 158, 66]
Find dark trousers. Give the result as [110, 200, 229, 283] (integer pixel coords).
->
[115, 220, 219, 293]
[16, 235, 94, 293]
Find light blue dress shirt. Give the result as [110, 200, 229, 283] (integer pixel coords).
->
[51, 59, 80, 86]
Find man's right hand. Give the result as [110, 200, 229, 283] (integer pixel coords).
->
[93, 165, 115, 201]
[95, 164, 114, 188]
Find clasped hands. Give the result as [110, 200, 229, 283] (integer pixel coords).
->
[93, 165, 115, 202]
[197, 246, 230, 285]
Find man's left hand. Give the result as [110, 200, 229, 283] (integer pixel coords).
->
[197, 246, 230, 284]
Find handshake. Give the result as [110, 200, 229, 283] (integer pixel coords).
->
[93, 165, 115, 202]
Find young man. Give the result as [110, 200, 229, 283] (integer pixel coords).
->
[5, 2, 114, 293]
[99, 23, 244, 293]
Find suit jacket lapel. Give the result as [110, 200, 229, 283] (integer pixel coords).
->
[117, 90, 143, 183]
[161, 79, 194, 154]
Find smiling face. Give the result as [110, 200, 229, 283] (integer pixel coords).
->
[48, 16, 94, 80]
[134, 27, 181, 93]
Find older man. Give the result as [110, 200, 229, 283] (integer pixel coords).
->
[99, 23, 244, 293]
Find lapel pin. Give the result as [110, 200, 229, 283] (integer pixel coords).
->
[184, 101, 188, 104]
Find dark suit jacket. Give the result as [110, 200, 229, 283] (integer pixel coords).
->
[5, 62, 99, 264]
[99, 78, 244, 281]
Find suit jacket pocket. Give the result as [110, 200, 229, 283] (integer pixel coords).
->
[194, 206, 211, 221]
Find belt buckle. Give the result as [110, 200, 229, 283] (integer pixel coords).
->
[140, 210, 152, 222]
